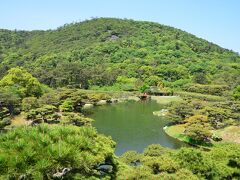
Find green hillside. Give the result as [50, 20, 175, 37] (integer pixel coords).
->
[0, 18, 239, 90]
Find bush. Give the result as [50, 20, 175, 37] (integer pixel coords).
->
[168, 100, 194, 122]
[26, 105, 59, 124]
[0, 67, 44, 98]
[0, 117, 11, 129]
[183, 84, 230, 96]
[0, 124, 116, 179]
[175, 91, 226, 102]
[60, 112, 93, 126]
[59, 99, 74, 112]
[233, 85, 240, 100]
[21, 97, 39, 111]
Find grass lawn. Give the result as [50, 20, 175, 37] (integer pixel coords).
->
[151, 96, 182, 104]
[164, 124, 190, 142]
[165, 124, 240, 147]
[214, 126, 240, 144]
[10, 114, 30, 127]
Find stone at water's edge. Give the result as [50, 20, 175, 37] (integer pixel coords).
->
[96, 100, 107, 105]
[110, 98, 118, 103]
[83, 103, 94, 109]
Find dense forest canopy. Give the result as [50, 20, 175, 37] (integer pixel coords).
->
[0, 18, 239, 90]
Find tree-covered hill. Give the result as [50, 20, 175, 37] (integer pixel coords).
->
[0, 18, 239, 90]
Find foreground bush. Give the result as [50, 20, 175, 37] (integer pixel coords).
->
[0, 124, 116, 179]
[118, 144, 240, 179]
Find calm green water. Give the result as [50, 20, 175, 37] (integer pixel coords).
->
[90, 100, 185, 156]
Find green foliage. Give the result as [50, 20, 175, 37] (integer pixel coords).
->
[0, 124, 116, 179]
[144, 75, 162, 86]
[119, 151, 141, 165]
[184, 83, 230, 96]
[26, 105, 59, 124]
[233, 85, 240, 100]
[21, 97, 39, 111]
[60, 112, 93, 126]
[59, 99, 74, 112]
[140, 84, 149, 93]
[118, 143, 240, 179]
[168, 100, 194, 122]
[201, 106, 233, 128]
[115, 76, 138, 91]
[86, 93, 111, 102]
[143, 156, 180, 174]
[38, 90, 61, 107]
[184, 115, 209, 125]
[176, 91, 226, 102]
[0, 86, 21, 119]
[167, 95, 240, 136]
[175, 144, 240, 179]
[192, 72, 210, 84]
[0, 116, 11, 129]
[143, 144, 171, 157]
[23, 88, 117, 127]
[175, 148, 216, 178]
[185, 123, 212, 143]
[0, 67, 44, 98]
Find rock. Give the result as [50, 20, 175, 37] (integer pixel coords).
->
[96, 100, 107, 105]
[109, 35, 119, 41]
[53, 168, 71, 178]
[110, 98, 118, 103]
[97, 164, 113, 174]
[83, 103, 94, 109]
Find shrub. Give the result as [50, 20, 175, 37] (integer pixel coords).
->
[59, 99, 74, 112]
[60, 112, 93, 126]
[233, 85, 240, 100]
[0, 124, 116, 179]
[0, 67, 44, 98]
[21, 97, 39, 111]
[26, 105, 59, 124]
[183, 84, 230, 96]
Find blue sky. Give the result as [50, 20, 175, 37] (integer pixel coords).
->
[0, 0, 239, 53]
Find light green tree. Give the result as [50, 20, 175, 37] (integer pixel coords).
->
[0, 67, 44, 97]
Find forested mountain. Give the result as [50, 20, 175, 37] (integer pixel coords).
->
[0, 18, 239, 90]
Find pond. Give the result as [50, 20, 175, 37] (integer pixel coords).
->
[89, 100, 185, 156]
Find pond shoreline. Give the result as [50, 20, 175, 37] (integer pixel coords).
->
[82, 94, 182, 110]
